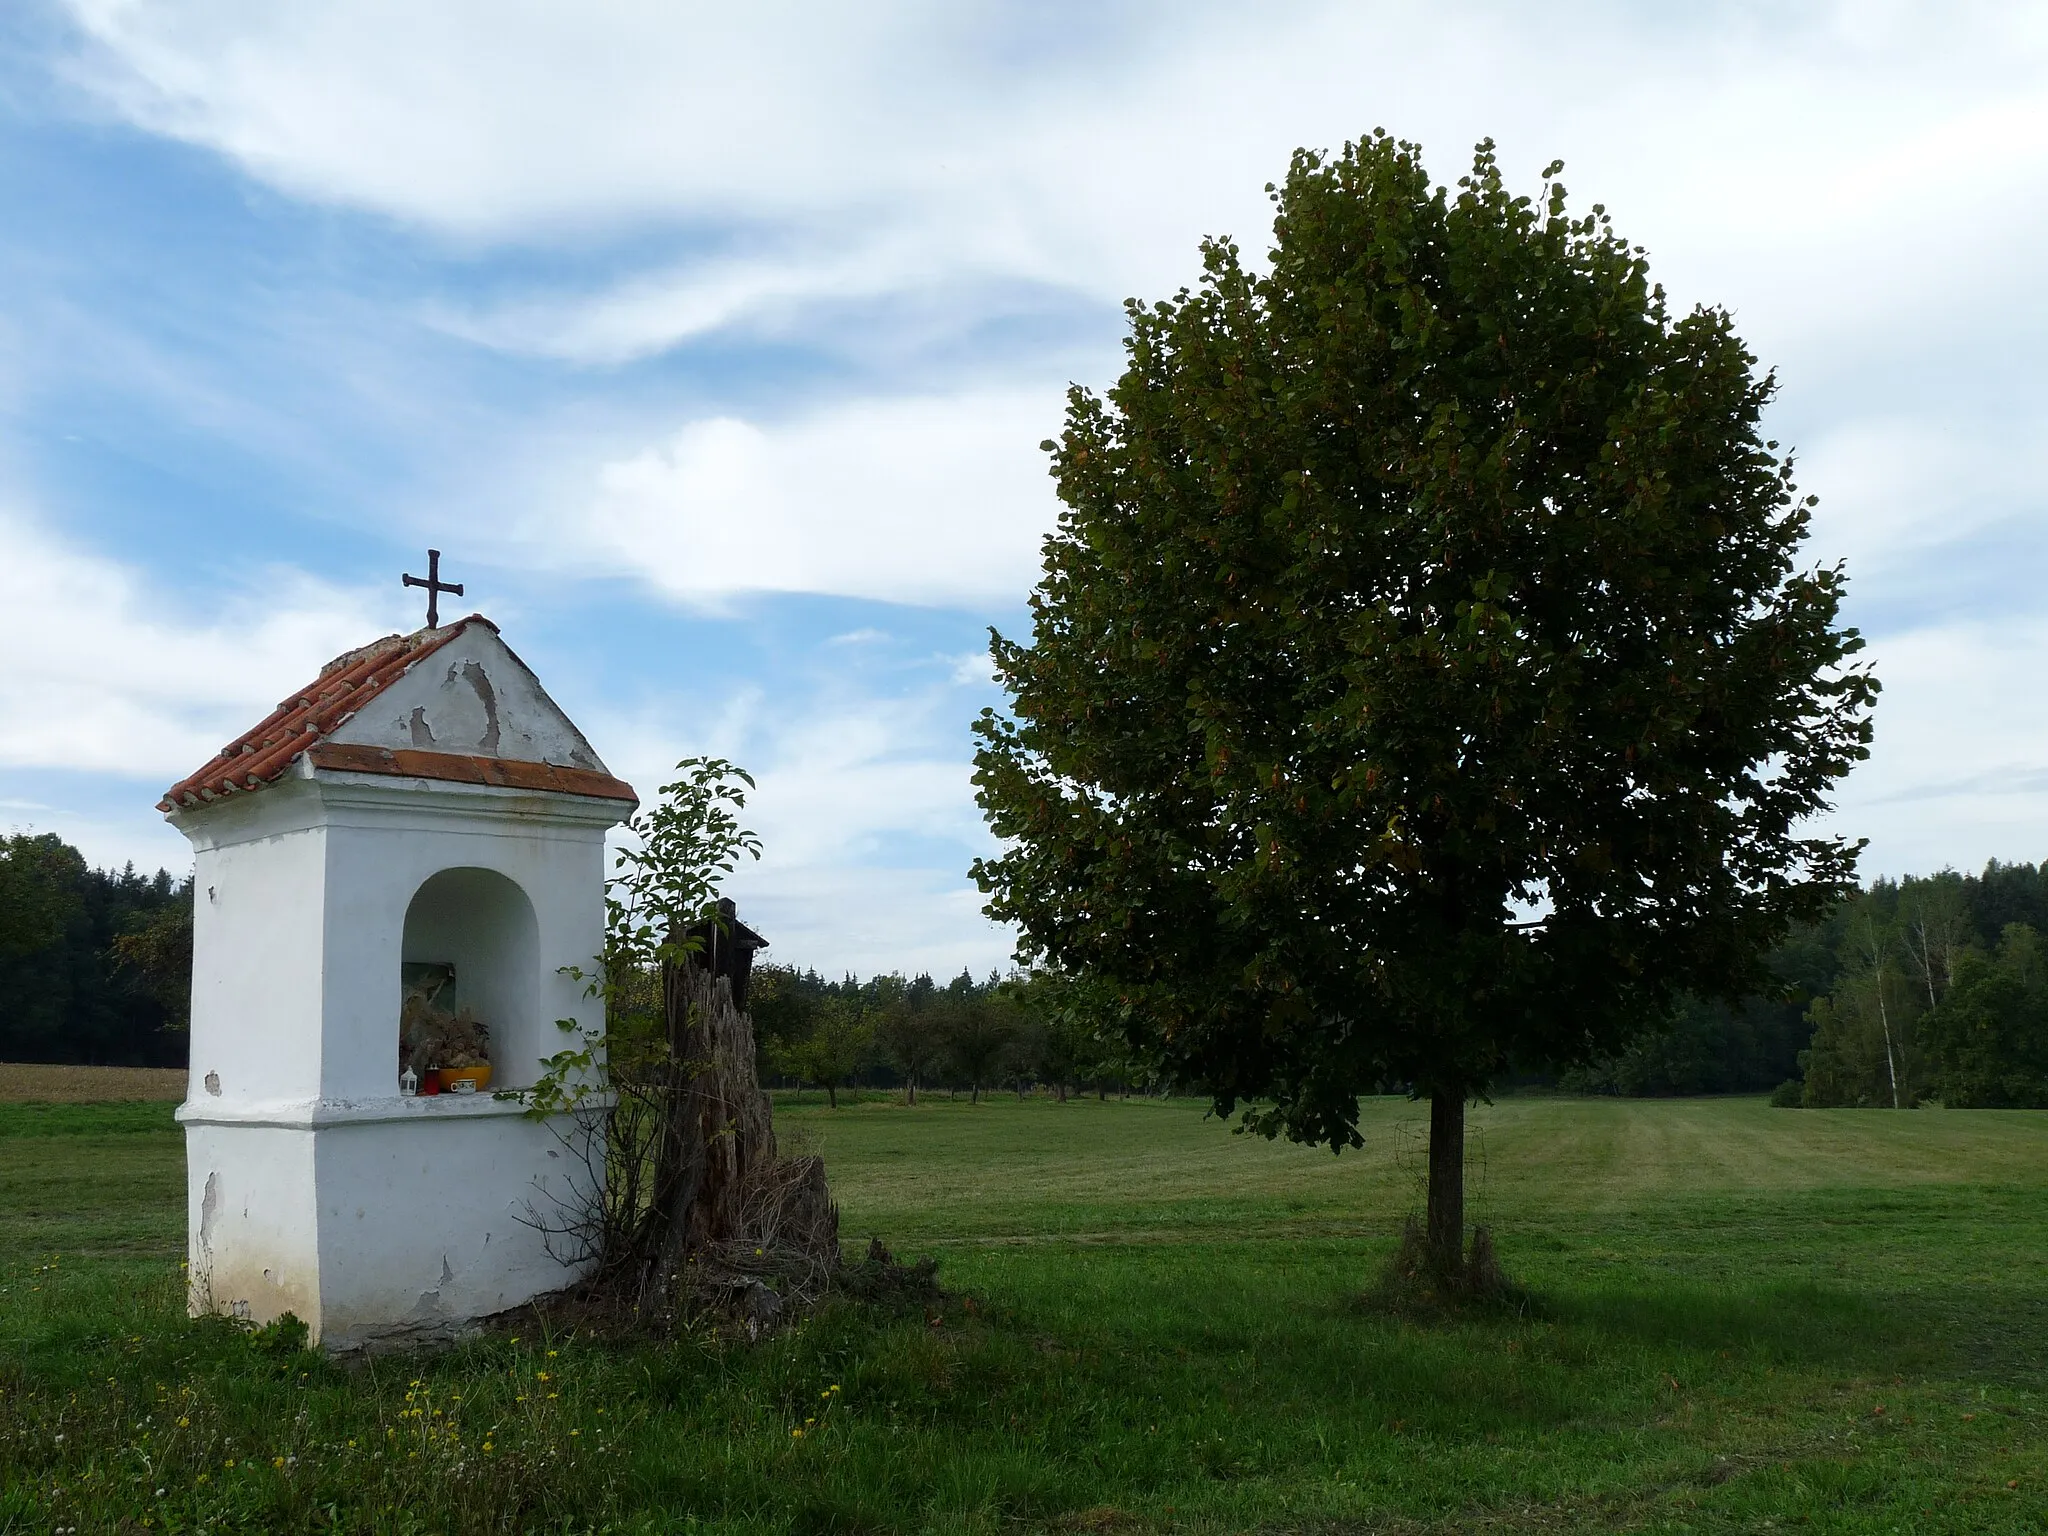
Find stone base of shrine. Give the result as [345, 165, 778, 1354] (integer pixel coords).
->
[180, 1095, 598, 1351]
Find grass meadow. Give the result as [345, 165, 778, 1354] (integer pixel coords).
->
[0, 1085, 2043, 1533]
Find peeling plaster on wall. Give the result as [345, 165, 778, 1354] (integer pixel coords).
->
[456, 662, 501, 754]
[407, 707, 437, 748]
[198, 1170, 219, 1256]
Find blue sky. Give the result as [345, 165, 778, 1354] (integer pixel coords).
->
[3, 1, 2046, 978]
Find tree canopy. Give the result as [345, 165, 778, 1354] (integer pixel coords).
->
[0, 834, 189, 1066]
[972, 134, 1876, 1276]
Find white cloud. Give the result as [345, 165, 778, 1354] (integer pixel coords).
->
[588, 664, 1013, 978]
[31, 0, 2048, 949]
[1799, 415, 2048, 581]
[58, 0, 2048, 612]
[0, 496, 1017, 972]
[0, 505, 399, 782]
[1826, 618, 2048, 877]
[56, 0, 1017, 235]
[733, 867, 1003, 984]
[562, 389, 1061, 608]
[948, 650, 996, 688]
[430, 234, 952, 366]
[58, 3, 2048, 328]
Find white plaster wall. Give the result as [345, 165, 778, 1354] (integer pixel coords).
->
[327, 625, 606, 771]
[185, 1123, 320, 1325]
[180, 782, 331, 1108]
[311, 1105, 596, 1350]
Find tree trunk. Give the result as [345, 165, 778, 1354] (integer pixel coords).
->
[1426, 1090, 1466, 1281]
[626, 951, 838, 1321]
[1859, 916, 1903, 1110]
[826, 1082, 838, 1110]
[971, 1081, 981, 1105]
[1876, 983, 1900, 1110]
[906, 1076, 917, 1107]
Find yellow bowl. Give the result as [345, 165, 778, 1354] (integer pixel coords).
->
[437, 1065, 493, 1094]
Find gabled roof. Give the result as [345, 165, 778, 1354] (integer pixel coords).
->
[160, 615, 637, 811]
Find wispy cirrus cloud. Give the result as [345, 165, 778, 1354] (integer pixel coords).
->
[58, 1, 2048, 594]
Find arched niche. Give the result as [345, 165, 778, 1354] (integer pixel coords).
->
[399, 867, 541, 1089]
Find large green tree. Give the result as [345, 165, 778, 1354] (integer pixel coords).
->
[972, 135, 1876, 1280]
[0, 833, 84, 960]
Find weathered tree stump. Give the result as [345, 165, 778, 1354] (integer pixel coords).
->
[636, 944, 839, 1325]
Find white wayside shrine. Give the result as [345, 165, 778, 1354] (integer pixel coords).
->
[161, 614, 636, 1351]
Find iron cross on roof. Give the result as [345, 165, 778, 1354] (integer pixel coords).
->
[401, 549, 464, 629]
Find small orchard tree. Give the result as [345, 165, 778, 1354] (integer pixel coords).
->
[875, 991, 946, 1104]
[972, 134, 1876, 1283]
[940, 980, 1018, 1105]
[773, 993, 874, 1108]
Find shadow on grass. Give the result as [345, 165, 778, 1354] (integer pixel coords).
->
[1540, 1277, 1930, 1368]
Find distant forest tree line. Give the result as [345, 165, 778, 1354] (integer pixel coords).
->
[0, 833, 190, 1066]
[2, 829, 2044, 1107]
